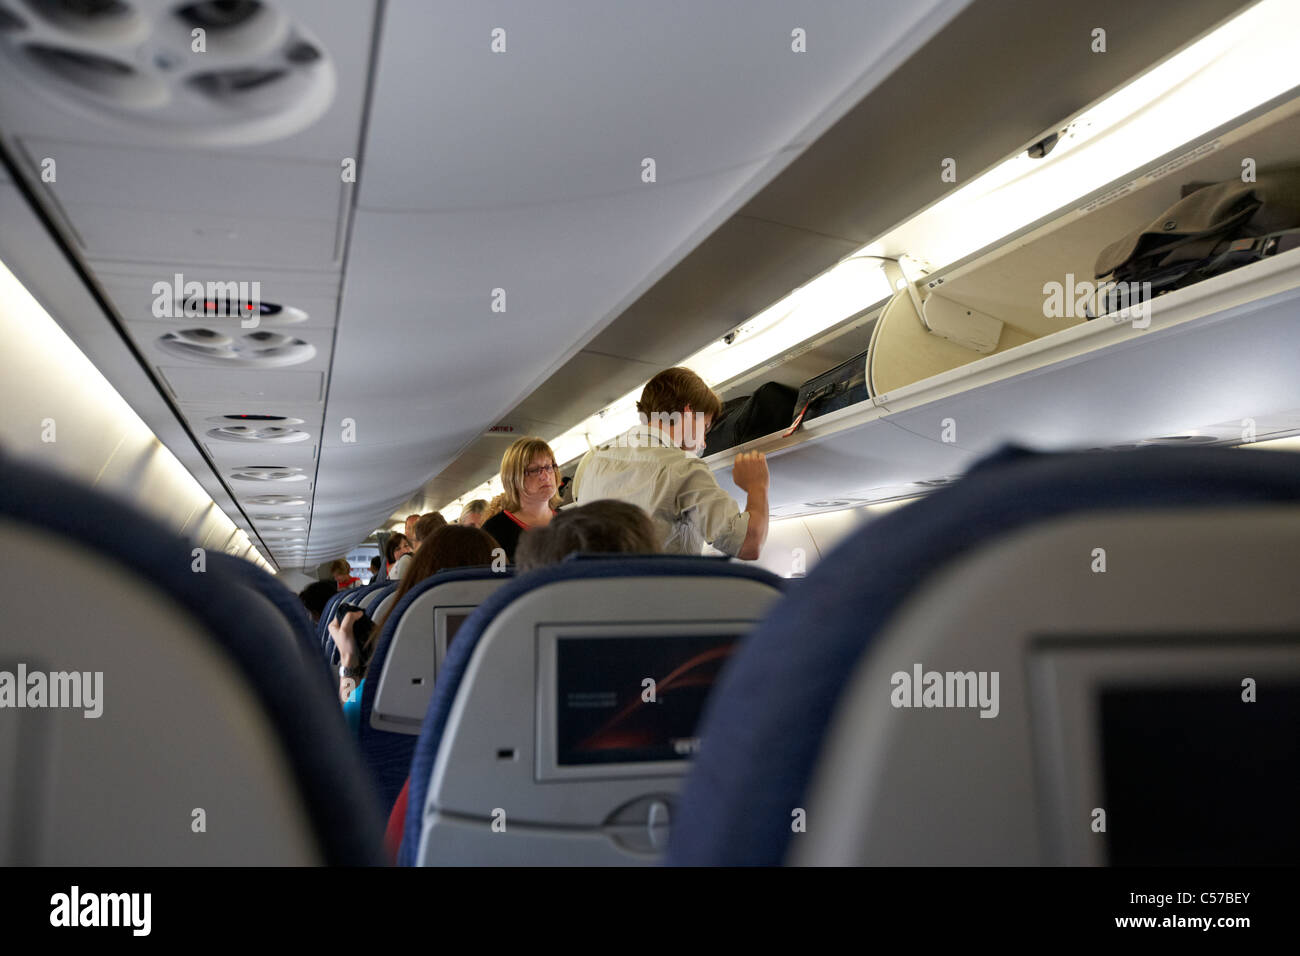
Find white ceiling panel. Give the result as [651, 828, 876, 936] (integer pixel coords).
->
[43, 197, 343, 269]
[158, 367, 324, 404]
[16, 137, 346, 220]
[359, 0, 967, 213]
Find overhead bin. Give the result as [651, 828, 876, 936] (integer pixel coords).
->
[704, 85, 1300, 517]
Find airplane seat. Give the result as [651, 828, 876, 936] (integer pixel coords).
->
[667, 445, 1300, 866]
[367, 586, 400, 629]
[355, 584, 390, 612]
[205, 550, 333, 690]
[400, 557, 785, 866]
[0, 452, 385, 864]
[357, 568, 513, 814]
[319, 581, 386, 667]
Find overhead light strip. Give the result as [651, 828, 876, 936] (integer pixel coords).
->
[860, 0, 1300, 272]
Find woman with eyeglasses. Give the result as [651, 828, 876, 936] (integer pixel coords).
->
[480, 437, 560, 564]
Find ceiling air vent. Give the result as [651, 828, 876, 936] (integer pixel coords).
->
[23, 0, 142, 39]
[247, 513, 305, 522]
[229, 465, 305, 482]
[157, 328, 314, 367]
[0, 0, 334, 145]
[206, 422, 309, 443]
[245, 494, 306, 506]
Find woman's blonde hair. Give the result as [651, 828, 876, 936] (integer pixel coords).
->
[328, 558, 351, 578]
[499, 437, 557, 512]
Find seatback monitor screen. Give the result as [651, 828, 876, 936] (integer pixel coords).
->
[443, 613, 470, 652]
[555, 634, 737, 766]
[1099, 682, 1300, 865]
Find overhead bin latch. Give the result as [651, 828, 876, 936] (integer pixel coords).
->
[882, 257, 1004, 354]
[918, 294, 1004, 353]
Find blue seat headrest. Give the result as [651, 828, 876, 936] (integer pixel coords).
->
[668, 444, 1300, 866]
[399, 556, 784, 864]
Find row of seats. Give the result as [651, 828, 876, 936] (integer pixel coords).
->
[5, 443, 1297, 865]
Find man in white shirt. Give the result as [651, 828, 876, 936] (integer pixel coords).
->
[572, 367, 769, 559]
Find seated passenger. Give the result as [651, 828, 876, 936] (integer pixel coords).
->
[392, 514, 444, 579]
[384, 533, 414, 581]
[330, 558, 361, 590]
[480, 437, 559, 563]
[413, 512, 447, 547]
[368, 555, 382, 582]
[572, 367, 770, 560]
[515, 499, 659, 572]
[458, 499, 488, 529]
[298, 579, 339, 625]
[328, 525, 500, 731]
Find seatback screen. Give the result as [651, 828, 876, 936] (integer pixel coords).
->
[555, 634, 737, 766]
[1099, 682, 1300, 865]
[443, 613, 470, 652]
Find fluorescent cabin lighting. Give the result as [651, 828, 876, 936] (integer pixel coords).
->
[860, 0, 1300, 272]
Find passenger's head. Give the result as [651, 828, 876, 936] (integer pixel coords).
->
[298, 579, 338, 624]
[515, 500, 659, 572]
[459, 499, 488, 528]
[373, 525, 502, 636]
[328, 558, 353, 584]
[384, 533, 413, 566]
[404, 514, 421, 539]
[414, 511, 447, 546]
[637, 367, 722, 453]
[369, 555, 382, 575]
[500, 437, 558, 512]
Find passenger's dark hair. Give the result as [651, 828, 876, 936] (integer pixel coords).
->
[636, 367, 722, 419]
[515, 499, 658, 572]
[298, 580, 338, 624]
[370, 525, 501, 655]
[369, 556, 382, 573]
[384, 533, 410, 564]
[414, 511, 447, 544]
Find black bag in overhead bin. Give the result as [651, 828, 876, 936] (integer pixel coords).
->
[1092, 166, 1300, 315]
[790, 348, 870, 432]
[703, 382, 798, 454]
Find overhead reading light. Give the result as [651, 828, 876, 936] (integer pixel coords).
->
[157, 328, 315, 367]
[0, 0, 335, 145]
[859, 0, 1300, 273]
[206, 423, 310, 443]
[229, 466, 306, 482]
[245, 494, 306, 506]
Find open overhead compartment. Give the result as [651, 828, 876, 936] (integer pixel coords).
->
[701, 79, 1300, 517]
